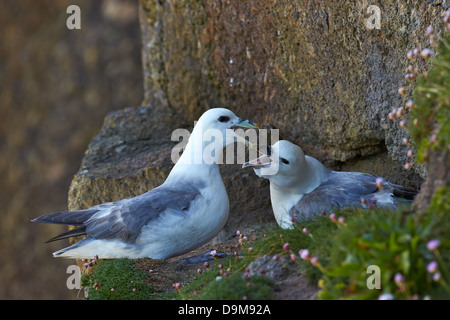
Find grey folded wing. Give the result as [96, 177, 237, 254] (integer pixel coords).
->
[86, 186, 202, 242]
[34, 184, 202, 243]
[289, 171, 402, 220]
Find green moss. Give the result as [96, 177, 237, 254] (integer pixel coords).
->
[315, 193, 450, 300]
[193, 273, 273, 300]
[427, 185, 450, 214]
[319, 210, 433, 299]
[81, 258, 160, 300]
[424, 186, 450, 297]
[410, 34, 450, 163]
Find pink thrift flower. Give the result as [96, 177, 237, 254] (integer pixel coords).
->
[299, 249, 311, 260]
[376, 178, 384, 189]
[394, 273, 405, 287]
[406, 50, 414, 60]
[427, 239, 440, 251]
[427, 261, 438, 273]
[433, 272, 441, 282]
[310, 256, 319, 266]
[329, 213, 337, 222]
[420, 48, 434, 60]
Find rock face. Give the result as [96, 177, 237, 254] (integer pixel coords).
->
[137, 0, 444, 177]
[69, 1, 448, 236]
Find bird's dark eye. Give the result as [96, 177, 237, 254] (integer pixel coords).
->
[281, 158, 289, 165]
[218, 116, 230, 122]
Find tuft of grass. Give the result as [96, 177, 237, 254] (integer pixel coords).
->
[81, 258, 160, 300]
[318, 209, 440, 299]
[409, 33, 450, 162]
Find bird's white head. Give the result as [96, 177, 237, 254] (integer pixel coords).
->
[194, 108, 255, 142]
[243, 140, 308, 189]
[181, 108, 257, 165]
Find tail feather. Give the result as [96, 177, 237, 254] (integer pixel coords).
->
[52, 238, 94, 258]
[392, 184, 418, 200]
[31, 209, 98, 226]
[32, 209, 97, 244]
[45, 226, 87, 243]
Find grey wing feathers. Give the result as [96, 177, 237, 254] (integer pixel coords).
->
[290, 171, 414, 220]
[45, 226, 87, 243]
[84, 187, 201, 242]
[392, 184, 418, 200]
[31, 209, 98, 226]
[32, 185, 202, 243]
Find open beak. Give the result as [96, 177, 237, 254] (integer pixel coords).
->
[242, 154, 272, 168]
[230, 119, 260, 129]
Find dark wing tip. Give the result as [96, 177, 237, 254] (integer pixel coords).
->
[44, 226, 87, 243]
[393, 185, 419, 200]
[31, 209, 98, 226]
[31, 215, 55, 224]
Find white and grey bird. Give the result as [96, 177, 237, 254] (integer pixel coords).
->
[32, 108, 257, 259]
[243, 140, 417, 229]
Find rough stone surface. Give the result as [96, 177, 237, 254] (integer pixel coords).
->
[136, 0, 446, 186]
[414, 150, 450, 212]
[246, 255, 293, 281]
[246, 254, 318, 299]
[69, 1, 449, 243]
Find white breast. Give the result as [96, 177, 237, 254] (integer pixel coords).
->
[270, 185, 303, 229]
[138, 179, 229, 259]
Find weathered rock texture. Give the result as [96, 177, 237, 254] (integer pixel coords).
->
[69, 1, 448, 236]
[137, 0, 445, 173]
